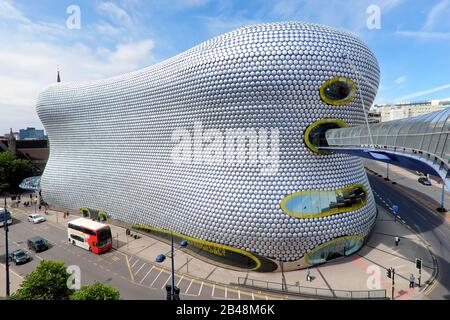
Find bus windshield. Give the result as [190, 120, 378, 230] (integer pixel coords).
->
[97, 227, 111, 247]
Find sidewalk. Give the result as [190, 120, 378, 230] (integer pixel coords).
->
[28, 202, 436, 300]
[0, 263, 23, 298]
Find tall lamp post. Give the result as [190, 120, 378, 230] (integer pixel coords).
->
[156, 234, 188, 300]
[3, 190, 10, 297]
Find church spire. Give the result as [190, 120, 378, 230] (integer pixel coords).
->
[57, 67, 61, 83]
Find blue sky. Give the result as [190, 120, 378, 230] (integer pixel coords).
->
[1, 0, 450, 133]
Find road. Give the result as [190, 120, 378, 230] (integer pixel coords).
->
[0, 206, 277, 300]
[367, 173, 450, 300]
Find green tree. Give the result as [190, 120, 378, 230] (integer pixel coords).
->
[70, 281, 121, 300]
[0, 151, 33, 194]
[9, 260, 74, 300]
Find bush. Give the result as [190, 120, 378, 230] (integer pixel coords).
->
[9, 260, 74, 300]
[70, 281, 121, 300]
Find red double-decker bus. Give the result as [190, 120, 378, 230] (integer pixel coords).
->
[68, 218, 112, 254]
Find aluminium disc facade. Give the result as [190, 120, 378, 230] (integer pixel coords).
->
[37, 22, 380, 272]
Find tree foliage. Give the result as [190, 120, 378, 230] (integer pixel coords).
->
[70, 281, 121, 300]
[0, 151, 33, 194]
[9, 260, 75, 300]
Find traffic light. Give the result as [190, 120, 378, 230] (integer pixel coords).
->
[387, 268, 392, 278]
[416, 258, 422, 270]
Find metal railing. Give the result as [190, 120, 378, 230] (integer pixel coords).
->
[237, 277, 387, 300]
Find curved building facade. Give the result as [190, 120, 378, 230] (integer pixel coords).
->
[37, 22, 380, 272]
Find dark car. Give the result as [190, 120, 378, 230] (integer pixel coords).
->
[27, 236, 49, 253]
[9, 249, 31, 265]
[418, 176, 432, 186]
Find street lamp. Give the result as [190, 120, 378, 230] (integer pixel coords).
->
[2, 190, 10, 297]
[155, 234, 188, 300]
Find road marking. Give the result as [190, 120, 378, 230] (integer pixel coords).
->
[198, 282, 204, 296]
[212, 284, 215, 297]
[125, 255, 135, 283]
[135, 262, 146, 276]
[252, 292, 255, 300]
[139, 266, 154, 284]
[131, 259, 140, 269]
[225, 287, 227, 299]
[238, 290, 241, 300]
[150, 269, 163, 287]
[185, 279, 194, 293]
[176, 275, 184, 286]
[161, 275, 171, 289]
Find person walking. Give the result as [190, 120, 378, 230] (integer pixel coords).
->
[409, 274, 415, 288]
[395, 236, 400, 246]
[306, 268, 312, 282]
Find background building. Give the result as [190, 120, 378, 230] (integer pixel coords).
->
[373, 99, 450, 122]
[19, 127, 45, 140]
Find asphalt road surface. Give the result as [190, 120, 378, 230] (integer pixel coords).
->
[368, 173, 450, 300]
[0, 207, 275, 300]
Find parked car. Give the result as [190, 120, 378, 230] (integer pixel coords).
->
[0, 209, 12, 227]
[27, 236, 49, 252]
[9, 249, 31, 265]
[27, 213, 46, 224]
[418, 176, 432, 186]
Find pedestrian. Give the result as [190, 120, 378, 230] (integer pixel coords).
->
[409, 274, 415, 288]
[395, 236, 400, 246]
[39, 205, 42, 211]
[67, 210, 70, 217]
[306, 268, 312, 282]
[44, 207, 48, 215]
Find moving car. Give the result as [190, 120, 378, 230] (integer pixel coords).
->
[27, 213, 46, 224]
[9, 249, 31, 265]
[0, 209, 12, 227]
[418, 176, 432, 186]
[27, 236, 49, 252]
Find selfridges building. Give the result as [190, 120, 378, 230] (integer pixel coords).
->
[37, 22, 380, 272]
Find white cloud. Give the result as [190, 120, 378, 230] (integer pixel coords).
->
[0, 0, 156, 134]
[396, 0, 450, 41]
[395, 83, 450, 102]
[394, 76, 407, 84]
[97, 2, 133, 26]
[395, 30, 450, 40]
[423, 0, 450, 31]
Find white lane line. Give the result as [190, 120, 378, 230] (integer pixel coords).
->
[139, 266, 154, 284]
[176, 275, 184, 286]
[212, 284, 215, 297]
[134, 262, 146, 275]
[131, 259, 140, 269]
[185, 279, 194, 294]
[198, 282, 204, 296]
[161, 275, 171, 289]
[150, 269, 163, 287]
[252, 292, 255, 300]
[238, 290, 241, 300]
[225, 287, 227, 299]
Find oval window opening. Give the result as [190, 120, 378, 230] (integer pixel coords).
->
[320, 77, 357, 105]
[304, 119, 348, 154]
[280, 184, 368, 219]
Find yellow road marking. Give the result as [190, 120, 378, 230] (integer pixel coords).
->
[124, 255, 135, 283]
